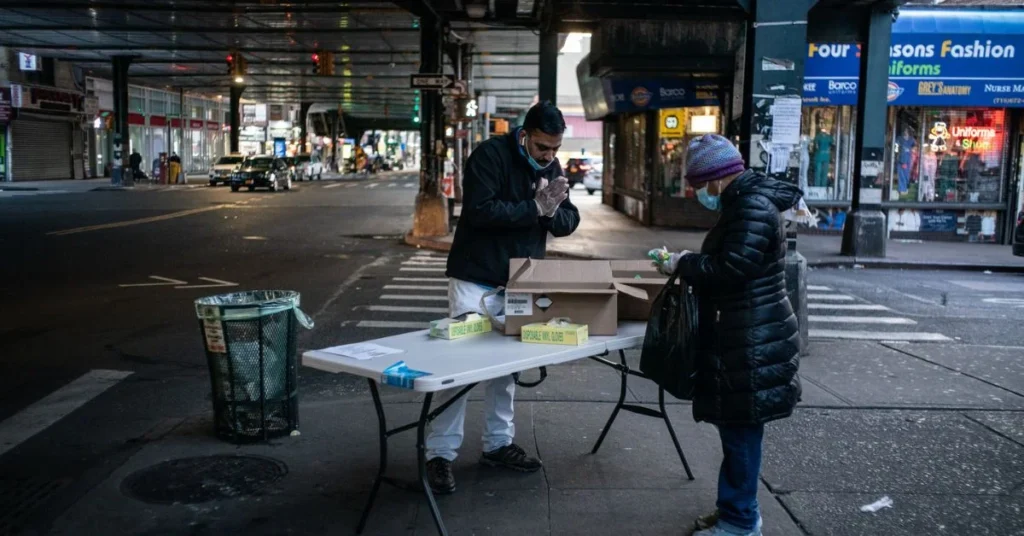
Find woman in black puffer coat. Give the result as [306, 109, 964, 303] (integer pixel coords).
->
[654, 134, 801, 536]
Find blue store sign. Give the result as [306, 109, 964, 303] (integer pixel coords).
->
[805, 9, 1024, 107]
[604, 79, 720, 114]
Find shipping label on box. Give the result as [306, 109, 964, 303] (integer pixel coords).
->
[504, 293, 533, 316]
[521, 320, 589, 346]
[429, 313, 492, 340]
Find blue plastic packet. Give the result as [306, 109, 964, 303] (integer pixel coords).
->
[381, 360, 432, 389]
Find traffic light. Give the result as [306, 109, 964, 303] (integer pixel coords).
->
[312, 51, 334, 76]
[227, 52, 247, 83]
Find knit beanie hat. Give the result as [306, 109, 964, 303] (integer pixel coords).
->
[684, 134, 745, 187]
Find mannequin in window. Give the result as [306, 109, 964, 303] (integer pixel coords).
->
[895, 128, 916, 195]
[919, 149, 937, 202]
[798, 134, 810, 195]
[813, 126, 833, 187]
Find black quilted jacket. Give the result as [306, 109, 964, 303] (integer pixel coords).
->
[676, 170, 802, 426]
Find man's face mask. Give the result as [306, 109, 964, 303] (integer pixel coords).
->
[520, 132, 557, 171]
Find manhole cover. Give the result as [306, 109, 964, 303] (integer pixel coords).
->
[121, 455, 287, 505]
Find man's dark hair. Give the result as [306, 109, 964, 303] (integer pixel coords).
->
[522, 101, 565, 135]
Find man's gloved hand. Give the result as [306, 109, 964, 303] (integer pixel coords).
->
[648, 248, 693, 275]
[535, 176, 570, 218]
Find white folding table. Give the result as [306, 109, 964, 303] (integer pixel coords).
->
[302, 321, 694, 536]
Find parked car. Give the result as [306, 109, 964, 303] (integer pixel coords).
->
[580, 157, 603, 195]
[208, 155, 244, 186]
[581, 157, 603, 195]
[1013, 210, 1024, 257]
[230, 156, 292, 192]
[287, 155, 309, 181]
[564, 157, 598, 188]
[301, 154, 324, 180]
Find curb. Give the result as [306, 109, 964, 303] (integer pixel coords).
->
[404, 234, 1024, 272]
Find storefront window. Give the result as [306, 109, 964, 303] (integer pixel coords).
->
[169, 99, 181, 118]
[800, 107, 855, 202]
[657, 107, 721, 198]
[150, 94, 166, 116]
[889, 108, 1007, 204]
[618, 114, 647, 195]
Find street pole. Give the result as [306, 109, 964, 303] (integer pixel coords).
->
[411, 11, 448, 238]
[111, 55, 133, 187]
[841, 5, 893, 258]
[539, 28, 558, 105]
[229, 84, 244, 154]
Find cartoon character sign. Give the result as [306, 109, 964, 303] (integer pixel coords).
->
[928, 121, 950, 152]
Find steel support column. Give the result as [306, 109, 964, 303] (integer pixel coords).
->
[299, 101, 312, 155]
[411, 12, 448, 238]
[111, 55, 132, 186]
[739, 0, 817, 355]
[539, 28, 558, 105]
[841, 5, 893, 258]
[229, 84, 244, 154]
[738, 0, 816, 176]
[331, 110, 340, 172]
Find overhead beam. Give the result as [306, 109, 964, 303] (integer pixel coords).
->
[0, 43, 421, 54]
[64, 59, 541, 66]
[0, 2, 406, 13]
[0, 25, 420, 34]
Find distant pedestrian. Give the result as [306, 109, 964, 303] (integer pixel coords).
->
[650, 134, 802, 536]
[129, 150, 143, 180]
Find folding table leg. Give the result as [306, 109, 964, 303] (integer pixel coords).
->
[591, 350, 629, 454]
[659, 388, 695, 481]
[357, 379, 388, 534]
[416, 393, 448, 536]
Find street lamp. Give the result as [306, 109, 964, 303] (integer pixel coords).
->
[234, 76, 244, 84]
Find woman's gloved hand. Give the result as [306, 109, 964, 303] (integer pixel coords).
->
[648, 248, 692, 275]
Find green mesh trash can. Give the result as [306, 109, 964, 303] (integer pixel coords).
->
[195, 291, 314, 443]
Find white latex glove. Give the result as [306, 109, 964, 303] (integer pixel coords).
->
[535, 176, 569, 218]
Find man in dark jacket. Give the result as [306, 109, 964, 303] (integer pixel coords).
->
[427, 102, 580, 494]
[129, 150, 143, 180]
[653, 134, 801, 536]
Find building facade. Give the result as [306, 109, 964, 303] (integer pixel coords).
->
[585, 8, 1024, 245]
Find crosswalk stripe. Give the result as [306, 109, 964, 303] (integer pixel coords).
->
[365, 305, 447, 313]
[404, 183, 415, 188]
[810, 330, 952, 342]
[0, 370, 133, 457]
[357, 321, 431, 329]
[384, 285, 448, 291]
[808, 285, 832, 291]
[344, 183, 358, 188]
[808, 304, 890, 311]
[402, 261, 447, 266]
[808, 294, 855, 301]
[400, 267, 446, 272]
[381, 295, 448, 302]
[367, 183, 379, 189]
[388, 183, 397, 188]
[808, 316, 916, 325]
[394, 277, 448, 282]
[323, 183, 344, 189]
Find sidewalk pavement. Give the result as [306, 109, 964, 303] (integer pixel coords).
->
[407, 196, 1024, 272]
[47, 340, 1024, 535]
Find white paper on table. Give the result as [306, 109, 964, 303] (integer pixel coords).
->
[321, 343, 405, 361]
[769, 144, 792, 173]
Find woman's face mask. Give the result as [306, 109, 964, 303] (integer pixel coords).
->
[697, 185, 721, 211]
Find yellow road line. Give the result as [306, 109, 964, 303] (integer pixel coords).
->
[47, 205, 226, 236]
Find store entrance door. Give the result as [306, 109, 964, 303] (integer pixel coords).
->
[1009, 132, 1024, 244]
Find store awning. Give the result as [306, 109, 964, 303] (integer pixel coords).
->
[893, 9, 1024, 35]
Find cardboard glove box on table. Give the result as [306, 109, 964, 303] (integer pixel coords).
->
[609, 260, 672, 321]
[502, 258, 647, 336]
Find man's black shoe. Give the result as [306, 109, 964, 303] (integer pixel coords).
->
[426, 457, 456, 494]
[480, 443, 543, 473]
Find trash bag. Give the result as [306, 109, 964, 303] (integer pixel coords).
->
[639, 267, 699, 400]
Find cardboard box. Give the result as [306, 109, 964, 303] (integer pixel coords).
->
[429, 314, 492, 340]
[610, 260, 671, 321]
[521, 319, 589, 346]
[502, 258, 647, 336]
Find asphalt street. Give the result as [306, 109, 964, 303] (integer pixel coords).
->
[1, 176, 1022, 535]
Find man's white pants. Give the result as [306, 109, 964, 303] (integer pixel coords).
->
[424, 279, 515, 461]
